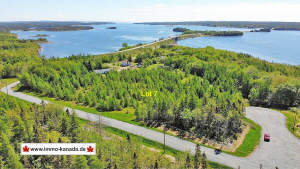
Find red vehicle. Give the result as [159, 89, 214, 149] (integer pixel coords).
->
[264, 133, 270, 142]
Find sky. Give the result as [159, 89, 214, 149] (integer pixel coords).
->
[1, 0, 300, 22]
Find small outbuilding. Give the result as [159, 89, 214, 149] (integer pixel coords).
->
[121, 61, 131, 67]
[94, 69, 111, 74]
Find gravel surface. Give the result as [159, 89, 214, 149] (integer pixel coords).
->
[2, 82, 300, 169]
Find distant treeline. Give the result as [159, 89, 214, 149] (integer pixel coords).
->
[138, 21, 300, 31]
[0, 21, 113, 32]
[26, 25, 94, 31]
[173, 27, 244, 36]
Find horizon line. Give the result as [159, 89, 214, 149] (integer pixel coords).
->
[1, 20, 300, 23]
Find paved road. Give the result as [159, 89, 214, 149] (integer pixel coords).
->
[109, 35, 178, 54]
[245, 107, 300, 169]
[107, 33, 201, 54]
[2, 82, 300, 169]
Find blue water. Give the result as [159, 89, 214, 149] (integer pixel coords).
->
[13, 23, 181, 57]
[12, 23, 300, 65]
[178, 31, 300, 65]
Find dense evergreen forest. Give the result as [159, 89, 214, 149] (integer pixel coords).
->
[18, 41, 300, 143]
[1, 88, 214, 169]
[0, 33, 41, 78]
[173, 27, 244, 36]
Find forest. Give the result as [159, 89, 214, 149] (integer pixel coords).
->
[18, 41, 300, 143]
[19, 54, 244, 142]
[0, 33, 41, 78]
[173, 27, 243, 36]
[26, 26, 94, 31]
[0, 84, 214, 169]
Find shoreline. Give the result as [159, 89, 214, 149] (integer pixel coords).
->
[12, 28, 300, 66]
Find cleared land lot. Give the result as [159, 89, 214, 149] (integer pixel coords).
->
[2, 82, 300, 169]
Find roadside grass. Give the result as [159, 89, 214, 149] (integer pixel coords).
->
[0, 78, 17, 88]
[275, 109, 300, 139]
[228, 117, 261, 156]
[146, 63, 163, 70]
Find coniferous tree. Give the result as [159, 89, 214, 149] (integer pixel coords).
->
[0, 134, 24, 169]
[69, 111, 79, 142]
[72, 156, 88, 169]
[60, 116, 68, 135]
[185, 154, 191, 169]
[126, 134, 131, 143]
[107, 161, 112, 169]
[66, 108, 70, 116]
[201, 153, 208, 169]
[133, 152, 138, 169]
[194, 144, 201, 169]
[58, 137, 63, 143]
[154, 160, 158, 169]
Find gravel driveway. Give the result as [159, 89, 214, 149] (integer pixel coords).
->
[2, 82, 300, 169]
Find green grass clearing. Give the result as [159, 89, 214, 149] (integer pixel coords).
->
[275, 109, 300, 139]
[228, 117, 262, 156]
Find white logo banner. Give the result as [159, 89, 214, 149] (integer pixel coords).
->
[21, 143, 96, 155]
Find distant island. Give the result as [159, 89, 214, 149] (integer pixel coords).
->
[32, 34, 49, 37]
[0, 21, 114, 33]
[137, 21, 300, 31]
[173, 27, 244, 36]
[24, 26, 94, 31]
[107, 26, 117, 29]
[173, 27, 189, 32]
[36, 38, 48, 43]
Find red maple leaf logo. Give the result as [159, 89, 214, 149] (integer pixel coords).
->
[87, 146, 94, 152]
[23, 146, 29, 152]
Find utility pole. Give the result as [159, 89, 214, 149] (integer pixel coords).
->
[293, 112, 296, 132]
[98, 113, 102, 136]
[163, 124, 166, 154]
[291, 108, 298, 132]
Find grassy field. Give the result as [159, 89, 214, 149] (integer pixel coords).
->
[228, 118, 262, 156]
[276, 109, 300, 139]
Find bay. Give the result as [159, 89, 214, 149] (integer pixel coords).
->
[12, 23, 300, 65]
